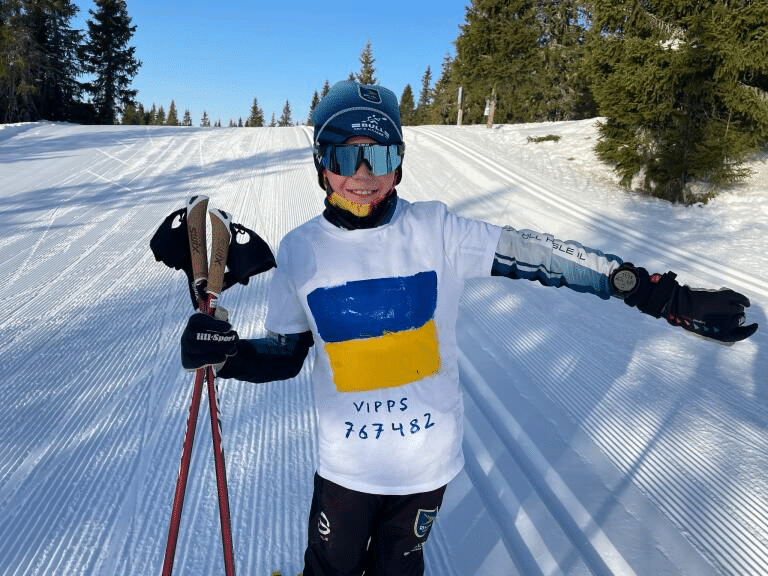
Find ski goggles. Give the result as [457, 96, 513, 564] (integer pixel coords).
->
[315, 143, 405, 177]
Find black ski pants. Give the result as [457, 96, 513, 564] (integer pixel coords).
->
[302, 473, 446, 576]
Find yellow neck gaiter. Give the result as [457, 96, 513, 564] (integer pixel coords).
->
[327, 191, 374, 217]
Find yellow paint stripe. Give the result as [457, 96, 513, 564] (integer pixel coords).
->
[326, 320, 440, 392]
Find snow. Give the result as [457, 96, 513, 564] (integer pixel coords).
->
[1, 120, 766, 576]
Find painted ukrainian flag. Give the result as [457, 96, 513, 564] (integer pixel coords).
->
[307, 271, 440, 392]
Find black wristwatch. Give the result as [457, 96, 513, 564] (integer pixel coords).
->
[610, 264, 639, 297]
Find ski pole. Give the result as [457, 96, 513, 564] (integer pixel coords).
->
[161, 198, 238, 576]
[152, 194, 276, 576]
[162, 195, 210, 576]
[205, 208, 237, 576]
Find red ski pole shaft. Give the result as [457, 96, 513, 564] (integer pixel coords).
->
[206, 208, 237, 576]
[207, 370, 236, 576]
[161, 369, 205, 576]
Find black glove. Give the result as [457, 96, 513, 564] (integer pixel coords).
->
[150, 209, 276, 310]
[181, 313, 239, 370]
[614, 264, 758, 343]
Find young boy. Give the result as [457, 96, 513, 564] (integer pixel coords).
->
[181, 80, 757, 576]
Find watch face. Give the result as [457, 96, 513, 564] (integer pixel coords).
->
[613, 269, 638, 293]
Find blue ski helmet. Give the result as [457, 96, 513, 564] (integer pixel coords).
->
[312, 80, 404, 188]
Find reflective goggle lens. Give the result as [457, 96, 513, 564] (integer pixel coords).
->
[318, 143, 404, 176]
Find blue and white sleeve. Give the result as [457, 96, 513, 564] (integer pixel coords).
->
[491, 226, 624, 299]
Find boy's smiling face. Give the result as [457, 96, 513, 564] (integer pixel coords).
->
[324, 136, 397, 217]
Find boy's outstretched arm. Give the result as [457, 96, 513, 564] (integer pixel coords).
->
[491, 226, 757, 343]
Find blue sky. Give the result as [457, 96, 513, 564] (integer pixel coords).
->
[72, 1, 470, 125]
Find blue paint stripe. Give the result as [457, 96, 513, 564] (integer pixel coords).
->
[307, 271, 437, 343]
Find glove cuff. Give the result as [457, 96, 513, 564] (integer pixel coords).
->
[619, 265, 679, 318]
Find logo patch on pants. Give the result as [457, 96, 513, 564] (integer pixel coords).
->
[414, 507, 438, 539]
[318, 511, 331, 541]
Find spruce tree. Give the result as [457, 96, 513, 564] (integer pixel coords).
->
[155, 105, 165, 125]
[537, 0, 595, 120]
[0, 0, 84, 122]
[307, 90, 319, 126]
[356, 40, 377, 85]
[453, 0, 542, 124]
[399, 85, 416, 126]
[182, 109, 192, 126]
[166, 100, 178, 126]
[279, 100, 293, 126]
[452, 0, 593, 124]
[142, 104, 153, 125]
[121, 102, 143, 124]
[1, 0, 34, 121]
[79, 0, 141, 124]
[429, 52, 458, 125]
[415, 66, 433, 124]
[589, 0, 768, 202]
[247, 97, 264, 127]
[200, 111, 210, 127]
[27, 0, 84, 121]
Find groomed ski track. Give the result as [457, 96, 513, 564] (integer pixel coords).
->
[1, 122, 766, 576]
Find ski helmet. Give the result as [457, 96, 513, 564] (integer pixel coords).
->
[312, 80, 404, 189]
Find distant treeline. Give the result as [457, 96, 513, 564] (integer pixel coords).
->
[3, 1, 767, 202]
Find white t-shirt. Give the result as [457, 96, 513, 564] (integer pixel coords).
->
[265, 199, 502, 495]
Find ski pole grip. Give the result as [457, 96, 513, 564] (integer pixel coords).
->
[186, 195, 210, 284]
[207, 208, 232, 297]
